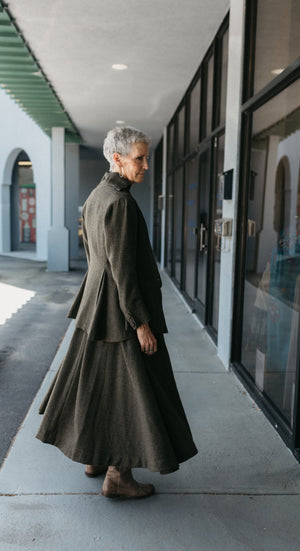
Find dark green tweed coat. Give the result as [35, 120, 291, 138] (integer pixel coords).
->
[36, 172, 198, 472]
[68, 171, 168, 341]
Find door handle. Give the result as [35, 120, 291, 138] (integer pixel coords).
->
[200, 223, 206, 251]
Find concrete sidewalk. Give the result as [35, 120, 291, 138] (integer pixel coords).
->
[1, 271, 300, 550]
[0, 254, 87, 465]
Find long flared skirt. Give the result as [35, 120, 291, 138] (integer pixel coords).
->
[36, 328, 198, 474]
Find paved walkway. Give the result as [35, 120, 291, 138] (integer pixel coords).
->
[1, 266, 300, 550]
[0, 254, 86, 465]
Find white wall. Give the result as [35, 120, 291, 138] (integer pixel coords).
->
[66, 143, 79, 259]
[0, 88, 51, 260]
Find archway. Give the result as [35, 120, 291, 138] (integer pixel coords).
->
[11, 151, 36, 251]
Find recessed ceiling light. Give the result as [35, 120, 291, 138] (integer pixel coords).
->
[116, 120, 125, 124]
[112, 64, 128, 71]
[271, 68, 284, 75]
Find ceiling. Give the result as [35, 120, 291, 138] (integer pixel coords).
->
[3, 0, 229, 149]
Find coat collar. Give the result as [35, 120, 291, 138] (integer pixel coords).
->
[101, 171, 132, 192]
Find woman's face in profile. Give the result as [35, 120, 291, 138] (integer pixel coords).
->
[121, 142, 149, 184]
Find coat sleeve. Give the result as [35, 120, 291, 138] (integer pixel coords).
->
[104, 197, 150, 330]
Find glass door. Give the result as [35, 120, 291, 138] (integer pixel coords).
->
[184, 155, 199, 300]
[165, 174, 174, 276]
[195, 147, 211, 321]
[210, 133, 225, 333]
[240, 81, 300, 429]
[174, 167, 184, 285]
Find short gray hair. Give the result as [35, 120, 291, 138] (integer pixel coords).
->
[103, 126, 151, 170]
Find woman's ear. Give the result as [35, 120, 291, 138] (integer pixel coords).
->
[112, 152, 122, 167]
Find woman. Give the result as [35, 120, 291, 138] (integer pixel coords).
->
[36, 126, 198, 499]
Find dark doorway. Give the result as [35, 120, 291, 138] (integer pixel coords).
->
[11, 152, 36, 252]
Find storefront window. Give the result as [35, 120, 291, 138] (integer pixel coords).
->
[254, 0, 300, 95]
[205, 54, 214, 136]
[219, 28, 229, 126]
[241, 79, 300, 427]
[177, 105, 186, 161]
[167, 122, 175, 172]
[153, 139, 163, 262]
[166, 174, 174, 273]
[189, 78, 201, 151]
[185, 155, 199, 297]
[163, 13, 229, 333]
[212, 133, 225, 332]
[174, 167, 184, 284]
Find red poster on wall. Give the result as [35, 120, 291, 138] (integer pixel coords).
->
[19, 185, 36, 243]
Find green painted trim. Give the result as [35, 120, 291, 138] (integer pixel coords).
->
[0, 2, 81, 143]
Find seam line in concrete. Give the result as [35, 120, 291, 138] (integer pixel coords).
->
[1, 491, 299, 497]
[174, 371, 228, 374]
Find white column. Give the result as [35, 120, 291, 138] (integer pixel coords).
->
[217, 0, 246, 367]
[0, 183, 11, 252]
[66, 143, 79, 259]
[160, 127, 167, 269]
[48, 127, 69, 271]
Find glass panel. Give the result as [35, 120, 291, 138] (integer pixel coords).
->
[177, 105, 186, 161]
[254, 0, 300, 95]
[219, 28, 229, 126]
[205, 54, 214, 136]
[174, 167, 184, 284]
[185, 156, 199, 298]
[189, 78, 201, 151]
[166, 174, 174, 274]
[212, 133, 225, 332]
[197, 149, 210, 306]
[153, 140, 163, 262]
[167, 122, 175, 172]
[241, 79, 300, 427]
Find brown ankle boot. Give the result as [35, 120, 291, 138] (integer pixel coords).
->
[85, 465, 107, 478]
[101, 466, 155, 499]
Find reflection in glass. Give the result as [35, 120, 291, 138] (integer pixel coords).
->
[174, 167, 184, 284]
[185, 156, 199, 298]
[241, 79, 300, 427]
[254, 0, 300, 94]
[212, 133, 225, 332]
[189, 79, 201, 152]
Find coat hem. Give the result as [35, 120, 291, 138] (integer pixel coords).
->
[35, 433, 197, 475]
